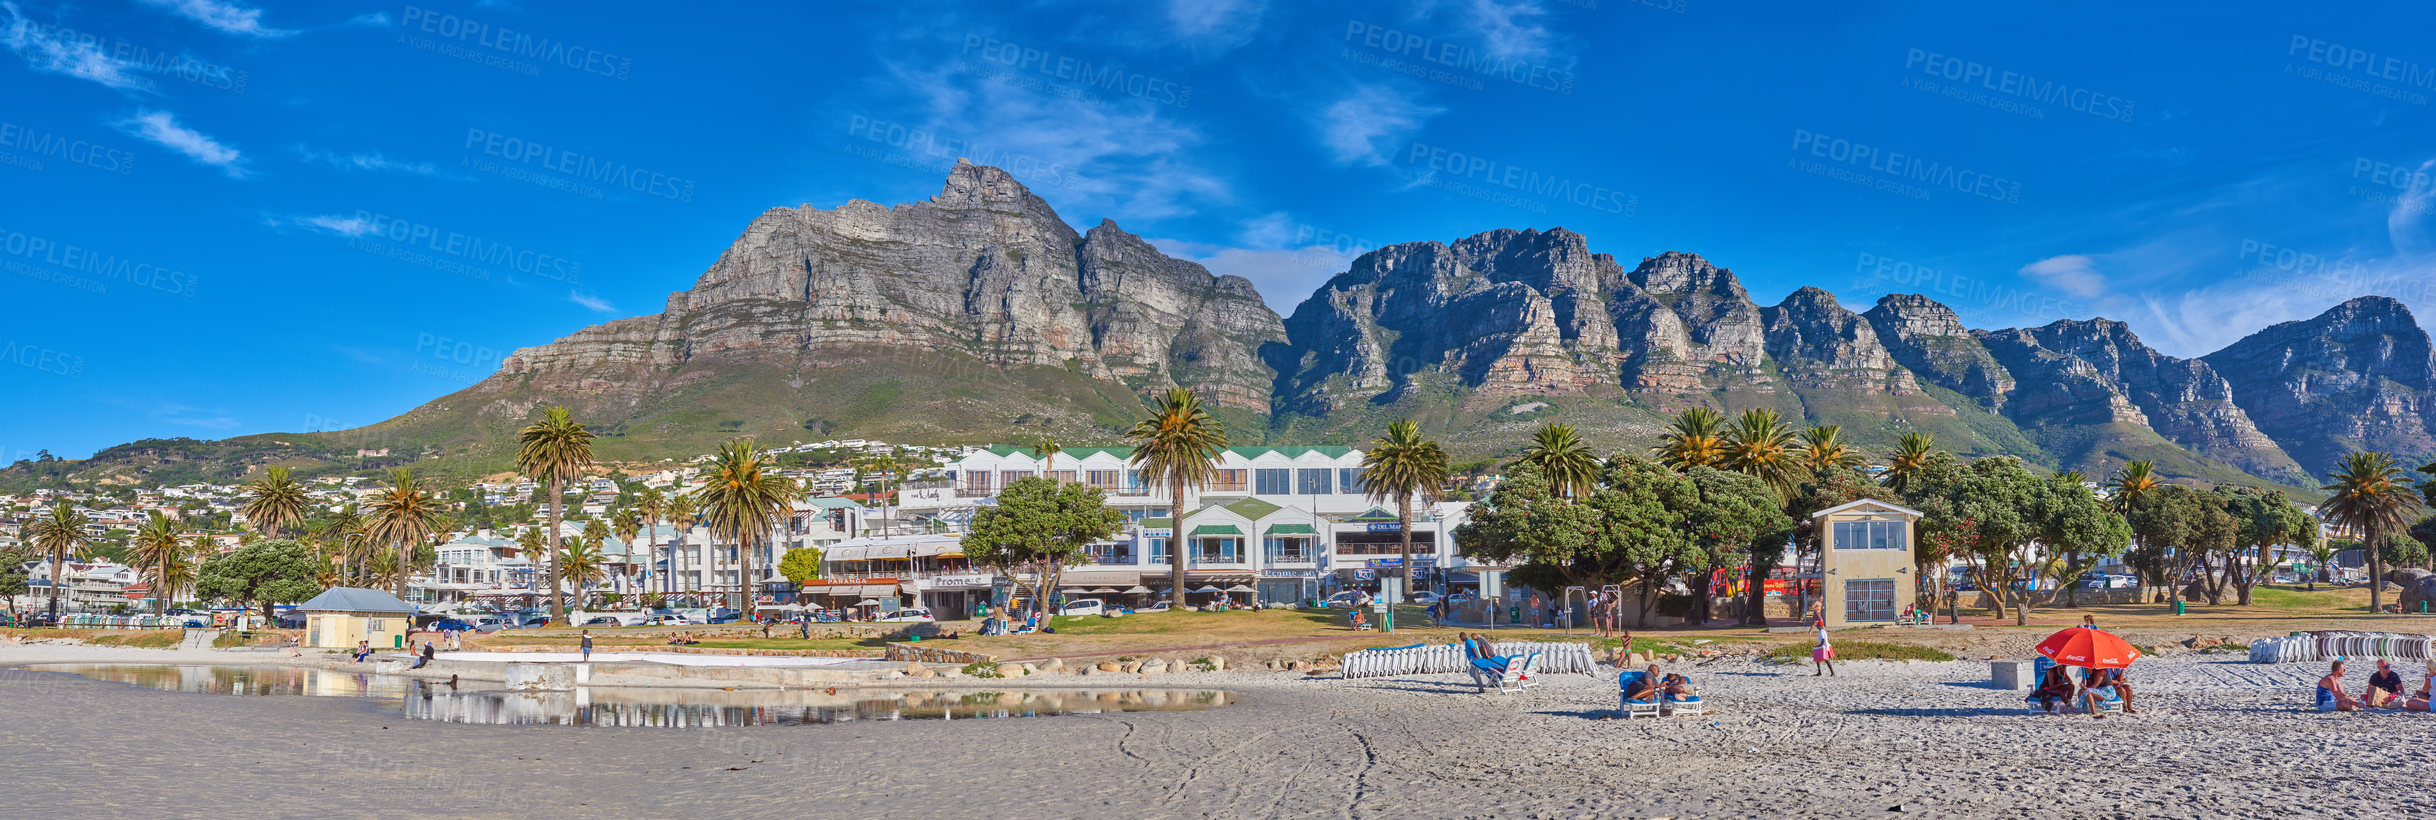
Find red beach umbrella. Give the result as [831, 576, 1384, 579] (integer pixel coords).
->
[2034, 628, 2142, 668]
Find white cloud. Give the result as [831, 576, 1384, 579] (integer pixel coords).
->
[118, 111, 246, 177]
[344, 12, 390, 27]
[138, 0, 294, 38]
[262, 213, 375, 237]
[291, 145, 439, 176]
[1465, 0, 1556, 63]
[2018, 254, 2108, 299]
[1316, 84, 1441, 167]
[568, 291, 617, 313]
[1166, 0, 1264, 48]
[1, 3, 153, 91]
[1149, 211, 1378, 308]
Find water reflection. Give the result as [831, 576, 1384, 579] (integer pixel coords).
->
[31, 664, 1235, 728]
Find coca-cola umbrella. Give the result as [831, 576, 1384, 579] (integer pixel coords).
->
[2034, 627, 2143, 668]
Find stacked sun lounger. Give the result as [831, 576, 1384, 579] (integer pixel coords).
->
[1337, 641, 1596, 679]
[2249, 632, 2436, 664]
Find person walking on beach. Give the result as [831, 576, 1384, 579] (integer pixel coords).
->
[1811, 620, 1835, 677]
[286, 635, 301, 658]
[580, 630, 594, 663]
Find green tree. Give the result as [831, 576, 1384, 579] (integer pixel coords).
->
[1360, 419, 1448, 608]
[194, 538, 322, 621]
[364, 468, 442, 601]
[26, 502, 90, 619]
[239, 465, 308, 539]
[2215, 485, 2319, 605]
[698, 439, 795, 613]
[2318, 451, 2426, 614]
[1033, 436, 1064, 476]
[665, 492, 699, 602]
[1515, 421, 1596, 500]
[1453, 464, 1602, 590]
[517, 405, 597, 622]
[1124, 387, 1227, 610]
[1881, 433, 1937, 495]
[130, 512, 190, 616]
[2374, 532, 2429, 571]
[1918, 457, 2052, 624]
[965, 476, 1124, 621]
[1678, 465, 1793, 626]
[777, 546, 825, 587]
[2042, 474, 2132, 609]
[1650, 408, 1726, 471]
[559, 527, 608, 609]
[1795, 425, 1864, 478]
[1720, 409, 1803, 498]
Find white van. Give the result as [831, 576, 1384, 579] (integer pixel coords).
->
[875, 608, 934, 623]
[1060, 599, 1104, 617]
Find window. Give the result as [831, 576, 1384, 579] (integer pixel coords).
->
[1844, 578, 1896, 622]
[999, 470, 1032, 489]
[1087, 470, 1122, 490]
[1297, 468, 1332, 495]
[1146, 537, 1170, 563]
[960, 472, 994, 496]
[1194, 537, 1240, 562]
[1265, 537, 1311, 562]
[1208, 469, 1248, 493]
[1123, 471, 1149, 495]
[1255, 468, 1291, 495]
[1832, 520, 1907, 551]
[1046, 470, 1076, 485]
[1339, 468, 1365, 496]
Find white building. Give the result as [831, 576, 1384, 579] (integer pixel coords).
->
[895, 445, 1486, 606]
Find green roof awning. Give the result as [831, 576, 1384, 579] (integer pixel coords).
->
[1267, 523, 1316, 535]
[1142, 518, 1172, 529]
[1223, 497, 1281, 520]
[1190, 524, 1243, 536]
[1351, 506, 1399, 522]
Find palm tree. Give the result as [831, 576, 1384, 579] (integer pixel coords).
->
[611, 506, 643, 591]
[1125, 387, 1229, 611]
[1720, 409, 1802, 498]
[1882, 433, 1937, 494]
[1034, 436, 1064, 479]
[517, 406, 597, 622]
[2105, 460, 2162, 601]
[635, 487, 666, 593]
[1361, 419, 1449, 612]
[570, 518, 612, 609]
[364, 467, 443, 600]
[1515, 422, 1597, 500]
[321, 503, 369, 584]
[27, 503, 90, 620]
[2318, 451, 2426, 614]
[1651, 407, 1727, 471]
[697, 440, 794, 615]
[1796, 425, 1863, 477]
[665, 492, 699, 603]
[516, 527, 546, 599]
[131, 512, 186, 616]
[239, 465, 308, 539]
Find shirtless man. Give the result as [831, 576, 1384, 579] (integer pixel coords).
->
[2318, 660, 2365, 712]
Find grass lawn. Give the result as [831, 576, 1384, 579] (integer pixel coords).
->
[1765, 640, 1956, 663]
[86, 631, 185, 649]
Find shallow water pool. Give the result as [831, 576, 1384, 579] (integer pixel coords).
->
[27, 664, 1235, 727]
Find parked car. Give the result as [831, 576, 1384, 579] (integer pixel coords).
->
[1325, 591, 1371, 608]
[1141, 601, 1172, 613]
[426, 618, 478, 633]
[646, 614, 690, 626]
[707, 613, 742, 625]
[874, 608, 934, 623]
[465, 615, 509, 633]
[1060, 599, 1105, 617]
[581, 616, 622, 627]
[1409, 591, 1443, 605]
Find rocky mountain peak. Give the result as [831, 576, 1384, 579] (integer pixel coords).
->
[1628, 251, 1747, 300]
[2201, 296, 2436, 475]
[1863, 293, 2012, 405]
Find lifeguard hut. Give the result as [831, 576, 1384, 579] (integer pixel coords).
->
[300, 587, 415, 649]
[1810, 499, 1924, 628]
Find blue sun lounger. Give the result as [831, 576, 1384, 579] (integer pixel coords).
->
[1617, 670, 1663, 718]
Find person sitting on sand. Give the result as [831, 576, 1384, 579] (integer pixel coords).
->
[2318, 660, 2365, 712]
[1658, 671, 1695, 700]
[2032, 664, 2077, 712]
[352, 640, 373, 663]
[2079, 666, 2122, 719]
[2367, 659, 2406, 708]
[1623, 664, 1662, 704]
[2406, 660, 2435, 713]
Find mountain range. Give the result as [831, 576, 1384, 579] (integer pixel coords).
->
[17, 162, 2436, 492]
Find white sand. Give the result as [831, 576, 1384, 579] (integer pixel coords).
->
[2, 643, 2430, 818]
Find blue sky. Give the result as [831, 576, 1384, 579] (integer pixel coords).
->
[6, 0, 2435, 459]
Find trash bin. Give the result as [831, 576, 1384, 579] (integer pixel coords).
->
[2173, 600, 2185, 616]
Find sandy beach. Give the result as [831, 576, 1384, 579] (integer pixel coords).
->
[4, 641, 2431, 820]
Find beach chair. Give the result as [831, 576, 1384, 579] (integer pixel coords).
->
[1617, 670, 1663, 718]
[1350, 610, 1374, 631]
[1661, 676, 1706, 716]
